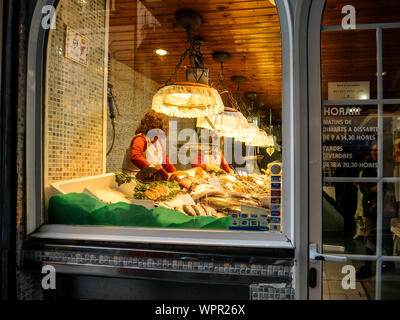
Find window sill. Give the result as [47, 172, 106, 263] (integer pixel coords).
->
[30, 224, 293, 249]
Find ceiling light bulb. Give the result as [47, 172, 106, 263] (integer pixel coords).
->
[155, 49, 168, 56]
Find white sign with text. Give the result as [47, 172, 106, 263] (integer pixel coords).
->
[328, 81, 370, 100]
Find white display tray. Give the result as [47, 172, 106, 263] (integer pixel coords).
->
[49, 173, 154, 209]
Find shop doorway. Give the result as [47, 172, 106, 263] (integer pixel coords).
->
[309, 0, 400, 300]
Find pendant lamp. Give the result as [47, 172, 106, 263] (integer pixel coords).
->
[153, 82, 224, 118]
[196, 108, 250, 138]
[151, 10, 224, 118]
[196, 53, 250, 136]
[235, 123, 260, 144]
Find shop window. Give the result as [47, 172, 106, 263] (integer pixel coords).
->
[37, 0, 285, 235]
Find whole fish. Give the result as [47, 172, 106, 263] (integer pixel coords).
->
[200, 197, 242, 210]
[201, 196, 260, 210]
[190, 184, 227, 201]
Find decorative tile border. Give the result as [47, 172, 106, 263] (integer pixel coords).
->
[26, 249, 292, 279]
[250, 284, 295, 300]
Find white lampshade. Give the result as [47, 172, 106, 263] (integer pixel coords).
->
[196, 110, 250, 138]
[241, 128, 275, 147]
[235, 123, 259, 144]
[254, 130, 271, 147]
[152, 82, 225, 118]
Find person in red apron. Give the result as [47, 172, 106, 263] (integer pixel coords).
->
[191, 133, 231, 174]
[122, 110, 176, 179]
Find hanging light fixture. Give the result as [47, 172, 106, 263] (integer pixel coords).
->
[231, 75, 249, 114]
[235, 123, 259, 144]
[153, 82, 225, 118]
[250, 129, 274, 148]
[265, 108, 276, 156]
[196, 53, 250, 136]
[212, 52, 243, 113]
[151, 10, 224, 118]
[196, 109, 250, 138]
[245, 92, 261, 126]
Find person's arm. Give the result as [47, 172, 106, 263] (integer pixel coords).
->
[161, 149, 176, 173]
[191, 153, 207, 171]
[220, 153, 230, 173]
[131, 135, 152, 169]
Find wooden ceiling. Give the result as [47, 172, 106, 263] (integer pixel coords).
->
[109, 0, 400, 119]
[108, 0, 282, 118]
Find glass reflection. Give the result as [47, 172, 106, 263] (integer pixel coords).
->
[384, 106, 400, 177]
[383, 183, 400, 257]
[323, 260, 375, 300]
[381, 262, 400, 300]
[323, 182, 377, 256]
[323, 0, 400, 26]
[322, 105, 378, 178]
[321, 30, 377, 100]
[383, 29, 400, 99]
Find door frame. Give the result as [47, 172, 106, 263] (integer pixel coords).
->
[308, 0, 400, 300]
[308, 0, 325, 300]
[287, 0, 313, 300]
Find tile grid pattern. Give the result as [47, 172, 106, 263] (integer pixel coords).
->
[45, 0, 106, 185]
[106, 58, 158, 172]
[26, 249, 294, 300]
[250, 284, 296, 300]
[27, 249, 292, 278]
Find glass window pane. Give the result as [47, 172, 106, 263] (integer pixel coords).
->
[323, 260, 375, 300]
[383, 105, 400, 177]
[323, 0, 400, 26]
[383, 29, 400, 99]
[323, 182, 377, 255]
[381, 262, 400, 300]
[43, 0, 283, 232]
[321, 30, 377, 100]
[382, 184, 400, 258]
[322, 105, 378, 178]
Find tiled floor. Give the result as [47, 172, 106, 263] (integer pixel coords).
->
[321, 227, 400, 299]
[322, 261, 374, 300]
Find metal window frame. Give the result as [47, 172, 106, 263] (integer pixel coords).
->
[309, 8, 400, 299]
[26, 1, 297, 251]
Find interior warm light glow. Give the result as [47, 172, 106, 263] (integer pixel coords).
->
[197, 111, 250, 137]
[155, 49, 168, 55]
[239, 126, 275, 147]
[236, 123, 259, 144]
[152, 83, 225, 118]
[168, 92, 202, 102]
